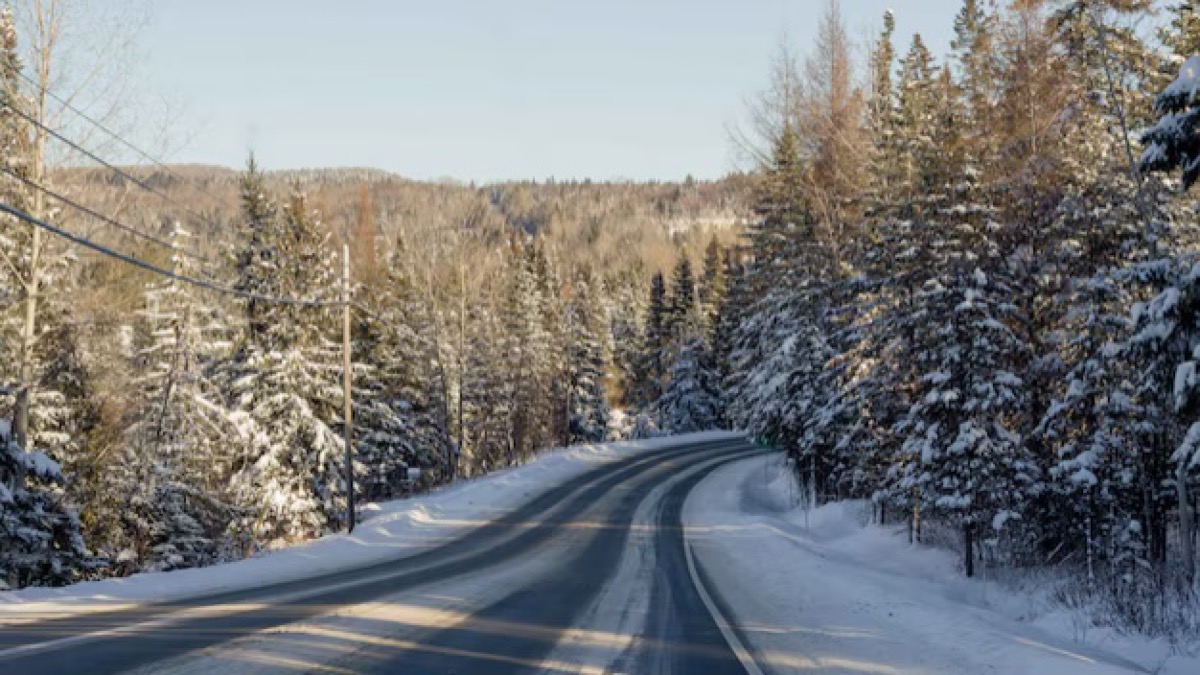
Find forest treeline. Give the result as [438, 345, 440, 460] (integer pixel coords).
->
[704, 0, 1200, 637]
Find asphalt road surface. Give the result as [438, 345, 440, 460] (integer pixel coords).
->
[0, 436, 764, 674]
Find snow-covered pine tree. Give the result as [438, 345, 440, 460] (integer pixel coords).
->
[722, 118, 817, 435]
[500, 238, 559, 460]
[1129, 52, 1200, 585]
[741, 123, 809, 298]
[667, 255, 698, 342]
[894, 262, 1039, 575]
[116, 223, 233, 571]
[353, 234, 451, 497]
[794, 30, 960, 507]
[350, 284, 415, 501]
[710, 249, 743, 391]
[634, 271, 669, 412]
[868, 9, 903, 204]
[564, 266, 610, 443]
[658, 336, 721, 434]
[532, 242, 572, 446]
[1025, 0, 1162, 583]
[461, 290, 512, 474]
[698, 239, 727, 335]
[221, 172, 346, 549]
[232, 156, 284, 341]
[896, 34, 941, 204]
[1112, 258, 1200, 582]
[0, 421, 86, 589]
[866, 6, 1043, 567]
[1039, 268, 1153, 585]
[605, 269, 645, 409]
[1142, 55, 1200, 190]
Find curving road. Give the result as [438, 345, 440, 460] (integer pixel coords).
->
[0, 436, 764, 675]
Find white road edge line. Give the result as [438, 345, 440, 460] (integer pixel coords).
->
[683, 511, 766, 675]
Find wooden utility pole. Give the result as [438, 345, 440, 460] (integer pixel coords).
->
[342, 243, 356, 533]
[455, 234, 464, 482]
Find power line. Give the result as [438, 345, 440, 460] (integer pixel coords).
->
[14, 69, 228, 208]
[350, 300, 387, 324]
[0, 200, 342, 309]
[0, 164, 213, 265]
[4, 102, 212, 227]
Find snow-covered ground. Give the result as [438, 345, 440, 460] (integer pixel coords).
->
[684, 453, 1200, 675]
[0, 431, 741, 623]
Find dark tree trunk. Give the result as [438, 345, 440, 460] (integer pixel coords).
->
[965, 521, 975, 578]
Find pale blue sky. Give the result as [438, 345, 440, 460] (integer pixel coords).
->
[142, 1, 961, 182]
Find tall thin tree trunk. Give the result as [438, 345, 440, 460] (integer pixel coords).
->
[1178, 462, 1195, 587]
[965, 520, 975, 578]
[13, 77, 48, 471]
[1086, 493, 1096, 589]
[12, 223, 39, 457]
[913, 487, 922, 544]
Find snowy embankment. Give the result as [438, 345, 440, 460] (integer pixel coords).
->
[0, 431, 740, 622]
[684, 454, 1199, 675]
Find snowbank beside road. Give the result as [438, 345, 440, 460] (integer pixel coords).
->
[684, 453, 1193, 674]
[0, 431, 741, 621]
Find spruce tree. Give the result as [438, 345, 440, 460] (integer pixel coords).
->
[564, 267, 610, 443]
[1129, 57, 1200, 583]
[221, 179, 346, 548]
[667, 256, 697, 341]
[0, 424, 86, 589]
[606, 270, 646, 409]
[461, 292, 512, 474]
[118, 224, 232, 571]
[869, 10, 905, 206]
[354, 234, 450, 497]
[637, 271, 669, 410]
[951, 0, 999, 173]
[500, 238, 558, 460]
[233, 155, 283, 344]
[1142, 55, 1200, 189]
[658, 337, 721, 434]
[698, 240, 727, 334]
[742, 124, 810, 299]
[896, 34, 939, 200]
